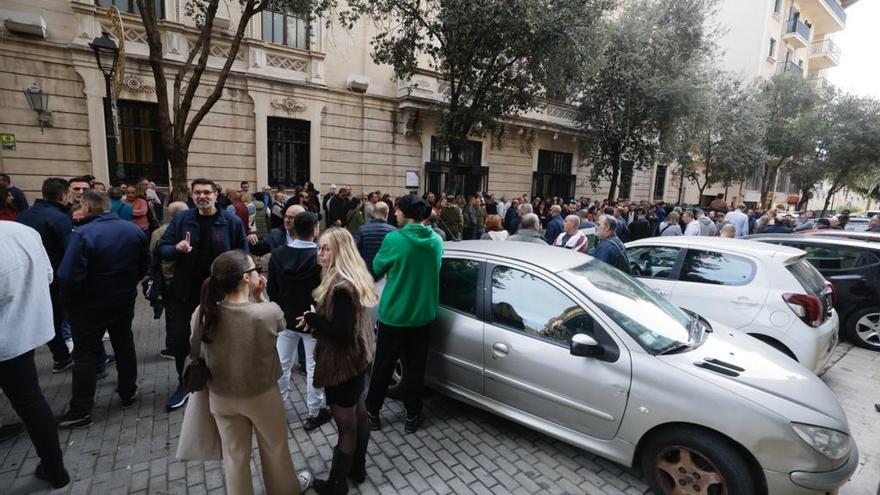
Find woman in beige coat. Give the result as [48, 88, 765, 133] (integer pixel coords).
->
[194, 250, 311, 495]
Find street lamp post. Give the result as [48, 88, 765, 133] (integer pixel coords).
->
[89, 32, 120, 180]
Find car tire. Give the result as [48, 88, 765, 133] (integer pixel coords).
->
[641, 426, 757, 495]
[385, 356, 408, 400]
[845, 307, 880, 351]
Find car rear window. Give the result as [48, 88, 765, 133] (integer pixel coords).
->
[786, 258, 826, 296]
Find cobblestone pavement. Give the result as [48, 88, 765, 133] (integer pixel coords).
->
[1, 300, 877, 495]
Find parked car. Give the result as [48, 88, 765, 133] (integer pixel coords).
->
[747, 234, 880, 351]
[800, 229, 880, 243]
[844, 217, 869, 232]
[624, 236, 838, 374]
[384, 241, 857, 495]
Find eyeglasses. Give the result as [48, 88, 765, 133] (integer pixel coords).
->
[243, 266, 260, 276]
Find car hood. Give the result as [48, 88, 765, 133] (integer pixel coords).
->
[661, 323, 849, 432]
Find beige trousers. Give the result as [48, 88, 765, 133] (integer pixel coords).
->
[209, 387, 299, 495]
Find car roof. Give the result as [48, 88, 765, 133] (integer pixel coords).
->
[443, 240, 590, 273]
[626, 235, 805, 260]
[746, 233, 880, 250]
[800, 230, 880, 242]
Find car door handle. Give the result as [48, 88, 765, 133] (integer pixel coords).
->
[491, 342, 509, 358]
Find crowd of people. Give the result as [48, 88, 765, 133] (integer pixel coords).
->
[2, 172, 880, 494]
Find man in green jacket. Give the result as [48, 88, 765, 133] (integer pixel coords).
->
[366, 193, 443, 434]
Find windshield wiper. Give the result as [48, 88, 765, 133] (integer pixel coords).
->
[657, 342, 694, 356]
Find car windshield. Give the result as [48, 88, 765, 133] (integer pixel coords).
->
[562, 260, 693, 354]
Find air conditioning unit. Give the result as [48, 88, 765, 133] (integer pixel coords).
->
[2, 11, 48, 38]
[346, 75, 370, 94]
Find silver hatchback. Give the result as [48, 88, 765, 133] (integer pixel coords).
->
[390, 241, 858, 495]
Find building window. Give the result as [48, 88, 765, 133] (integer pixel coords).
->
[774, 0, 782, 15]
[745, 173, 762, 191]
[430, 137, 482, 166]
[653, 165, 667, 200]
[96, 0, 163, 19]
[768, 38, 777, 58]
[115, 100, 169, 186]
[426, 137, 487, 197]
[532, 150, 575, 200]
[267, 117, 310, 188]
[262, 9, 309, 49]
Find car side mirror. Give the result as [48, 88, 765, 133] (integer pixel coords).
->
[570, 333, 604, 358]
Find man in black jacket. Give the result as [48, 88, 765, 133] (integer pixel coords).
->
[267, 211, 331, 430]
[249, 204, 304, 256]
[628, 207, 653, 241]
[355, 201, 396, 280]
[17, 178, 74, 372]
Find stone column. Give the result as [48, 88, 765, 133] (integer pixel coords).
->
[249, 92, 270, 188]
[75, 66, 110, 185]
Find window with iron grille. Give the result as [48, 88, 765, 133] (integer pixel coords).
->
[96, 0, 163, 18]
[114, 100, 169, 186]
[618, 160, 634, 200]
[533, 150, 575, 199]
[262, 9, 310, 49]
[268, 117, 310, 188]
[430, 136, 482, 165]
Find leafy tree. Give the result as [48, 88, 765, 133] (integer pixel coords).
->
[323, 0, 611, 167]
[680, 76, 767, 201]
[758, 73, 819, 209]
[575, 0, 717, 203]
[136, 0, 298, 197]
[813, 93, 880, 215]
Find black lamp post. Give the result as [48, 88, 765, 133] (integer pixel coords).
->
[89, 32, 120, 178]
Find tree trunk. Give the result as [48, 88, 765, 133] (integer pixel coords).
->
[820, 182, 840, 217]
[797, 186, 812, 211]
[169, 150, 189, 202]
[606, 159, 620, 203]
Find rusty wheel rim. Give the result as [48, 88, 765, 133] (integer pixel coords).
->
[654, 445, 728, 495]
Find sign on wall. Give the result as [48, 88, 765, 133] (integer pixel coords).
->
[405, 170, 420, 189]
[0, 134, 15, 150]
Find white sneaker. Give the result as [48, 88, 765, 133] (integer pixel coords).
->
[297, 470, 313, 492]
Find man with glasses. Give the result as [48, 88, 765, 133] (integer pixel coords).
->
[158, 178, 248, 411]
[248, 204, 302, 256]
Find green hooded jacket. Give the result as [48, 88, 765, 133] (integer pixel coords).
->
[373, 223, 444, 327]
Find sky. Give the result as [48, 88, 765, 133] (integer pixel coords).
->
[826, 0, 880, 98]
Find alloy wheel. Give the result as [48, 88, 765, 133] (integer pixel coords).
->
[655, 445, 728, 495]
[855, 312, 880, 348]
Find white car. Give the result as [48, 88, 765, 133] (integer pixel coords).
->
[625, 236, 839, 373]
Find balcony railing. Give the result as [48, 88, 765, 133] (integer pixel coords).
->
[777, 60, 804, 76]
[823, 0, 847, 23]
[808, 76, 834, 92]
[810, 39, 842, 60]
[786, 17, 812, 41]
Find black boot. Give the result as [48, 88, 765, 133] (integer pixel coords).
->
[349, 429, 371, 484]
[314, 447, 352, 495]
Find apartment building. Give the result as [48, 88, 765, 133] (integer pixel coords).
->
[664, 0, 855, 209]
[0, 0, 583, 201]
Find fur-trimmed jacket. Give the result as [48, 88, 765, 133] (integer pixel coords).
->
[304, 281, 376, 388]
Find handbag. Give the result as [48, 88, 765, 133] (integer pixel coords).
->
[182, 310, 211, 392]
[176, 390, 223, 461]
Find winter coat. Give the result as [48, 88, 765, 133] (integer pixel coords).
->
[267, 242, 322, 333]
[355, 219, 397, 280]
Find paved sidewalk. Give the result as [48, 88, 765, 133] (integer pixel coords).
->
[0, 298, 877, 494]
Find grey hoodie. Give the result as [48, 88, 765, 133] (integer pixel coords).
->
[697, 216, 717, 237]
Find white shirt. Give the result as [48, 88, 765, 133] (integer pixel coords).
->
[724, 210, 750, 238]
[684, 221, 701, 236]
[0, 221, 54, 361]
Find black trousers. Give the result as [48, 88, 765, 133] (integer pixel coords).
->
[169, 300, 198, 384]
[68, 299, 138, 415]
[46, 286, 71, 364]
[366, 321, 432, 417]
[0, 351, 65, 470]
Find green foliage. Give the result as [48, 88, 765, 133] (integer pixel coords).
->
[310, 0, 610, 161]
[575, 0, 717, 202]
[681, 75, 767, 197]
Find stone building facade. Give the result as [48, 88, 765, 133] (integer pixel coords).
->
[2, 0, 672, 203]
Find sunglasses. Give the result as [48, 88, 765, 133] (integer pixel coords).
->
[243, 266, 261, 276]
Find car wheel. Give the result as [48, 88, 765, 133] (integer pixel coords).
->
[845, 307, 880, 351]
[641, 427, 756, 495]
[386, 356, 408, 400]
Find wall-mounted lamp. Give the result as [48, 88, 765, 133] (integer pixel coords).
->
[23, 82, 52, 133]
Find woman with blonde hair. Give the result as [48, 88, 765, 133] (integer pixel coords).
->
[194, 250, 312, 494]
[298, 228, 377, 494]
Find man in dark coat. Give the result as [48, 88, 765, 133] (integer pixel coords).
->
[56, 191, 149, 428]
[355, 201, 397, 280]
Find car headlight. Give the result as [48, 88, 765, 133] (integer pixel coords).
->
[791, 423, 851, 460]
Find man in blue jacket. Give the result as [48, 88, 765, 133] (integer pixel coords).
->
[56, 191, 149, 428]
[158, 178, 248, 411]
[17, 178, 74, 372]
[593, 215, 630, 272]
[545, 205, 564, 243]
[355, 201, 396, 280]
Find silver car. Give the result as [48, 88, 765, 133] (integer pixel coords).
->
[389, 241, 858, 495]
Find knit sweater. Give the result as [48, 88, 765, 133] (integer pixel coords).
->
[198, 301, 285, 398]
